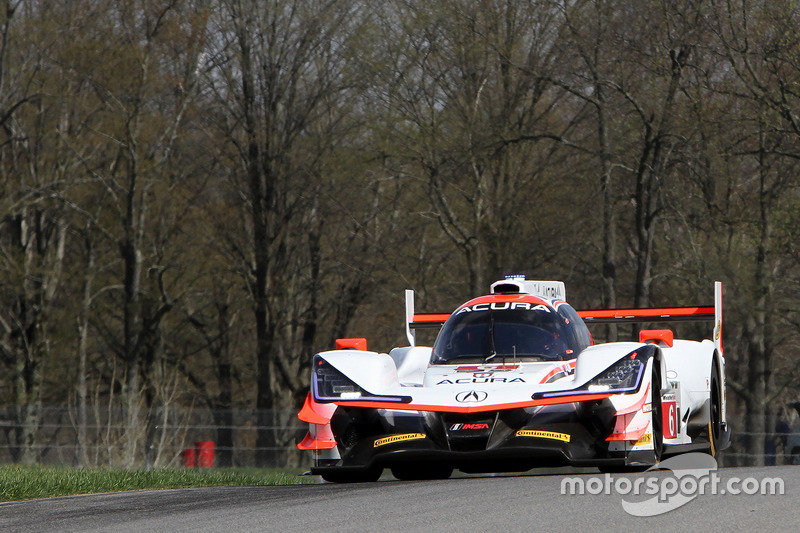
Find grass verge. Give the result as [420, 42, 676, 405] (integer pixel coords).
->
[0, 465, 316, 502]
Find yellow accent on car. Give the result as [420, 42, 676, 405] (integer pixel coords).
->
[515, 429, 571, 443]
[373, 433, 426, 447]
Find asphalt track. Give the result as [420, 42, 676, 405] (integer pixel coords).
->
[0, 465, 794, 532]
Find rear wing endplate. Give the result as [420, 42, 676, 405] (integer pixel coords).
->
[405, 289, 450, 346]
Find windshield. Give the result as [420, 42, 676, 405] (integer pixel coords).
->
[431, 305, 584, 364]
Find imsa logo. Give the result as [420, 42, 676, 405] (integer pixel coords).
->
[450, 423, 490, 431]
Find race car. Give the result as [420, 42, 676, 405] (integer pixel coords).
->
[297, 276, 731, 482]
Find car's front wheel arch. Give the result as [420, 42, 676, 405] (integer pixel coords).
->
[650, 356, 664, 463]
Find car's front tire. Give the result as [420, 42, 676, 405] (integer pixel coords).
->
[651, 359, 664, 463]
[705, 360, 723, 457]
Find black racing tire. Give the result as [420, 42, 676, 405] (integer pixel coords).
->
[651, 359, 664, 464]
[320, 466, 382, 483]
[390, 463, 453, 481]
[707, 360, 723, 457]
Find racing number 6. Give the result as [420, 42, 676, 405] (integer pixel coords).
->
[663, 401, 678, 439]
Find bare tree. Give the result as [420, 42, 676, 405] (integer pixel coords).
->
[0, 0, 72, 464]
[371, 1, 578, 295]
[207, 0, 373, 465]
[46, 0, 211, 466]
[704, 0, 800, 464]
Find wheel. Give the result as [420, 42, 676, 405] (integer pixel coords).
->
[320, 466, 382, 483]
[706, 361, 723, 457]
[390, 463, 453, 481]
[650, 359, 664, 463]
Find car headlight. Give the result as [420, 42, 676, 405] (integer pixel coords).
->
[531, 347, 655, 400]
[312, 356, 412, 404]
[586, 354, 645, 393]
[313, 358, 366, 400]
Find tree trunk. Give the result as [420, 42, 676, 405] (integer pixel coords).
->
[76, 234, 94, 467]
[214, 302, 234, 468]
[121, 234, 143, 467]
[743, 124, 773, 466]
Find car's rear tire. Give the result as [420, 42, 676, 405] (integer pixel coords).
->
[390, 464, 453, 481]
[320, 466, 382, 483]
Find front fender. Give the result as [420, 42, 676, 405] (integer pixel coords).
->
[573, 342, 657, 388]
[317, 350, 401, 393]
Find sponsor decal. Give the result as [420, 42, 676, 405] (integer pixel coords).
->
[455, 364, 519, 372]
[450, 423, 490, 431]
[529, 282, 564, 299]
[634, 433, 652, 446]
[373, 433, 426, 447]
[515, 429, 571, 443]
[456, 302, 551, 315]
[455, 390, 488, 403]
[540, 361, 576, 384]
[436, 377, 526, 385]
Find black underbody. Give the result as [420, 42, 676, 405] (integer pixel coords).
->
[310, 401, 646, 477]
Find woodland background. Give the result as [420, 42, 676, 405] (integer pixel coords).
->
[1, 0, 800, 468]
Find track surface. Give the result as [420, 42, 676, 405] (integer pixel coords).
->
[0, 466, 794, 532]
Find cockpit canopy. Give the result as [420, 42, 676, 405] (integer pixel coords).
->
[431, 298, 591, 364]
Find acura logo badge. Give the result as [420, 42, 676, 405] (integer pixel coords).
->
[455, 390, 488, 403]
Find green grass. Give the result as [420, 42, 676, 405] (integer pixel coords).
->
[0, 465, 316, 502]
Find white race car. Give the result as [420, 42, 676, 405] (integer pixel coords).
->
[298, 276, 731, 482]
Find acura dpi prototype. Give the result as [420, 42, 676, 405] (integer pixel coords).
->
[297, 276, 731, 482]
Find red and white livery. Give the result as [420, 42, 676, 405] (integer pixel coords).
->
[298, 276, 730, 482]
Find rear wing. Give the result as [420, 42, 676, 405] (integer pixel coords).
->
[577, 281, 723, 355]
[404, 281, 723, 355]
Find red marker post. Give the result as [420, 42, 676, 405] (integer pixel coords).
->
[195, 441, 215, 468]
